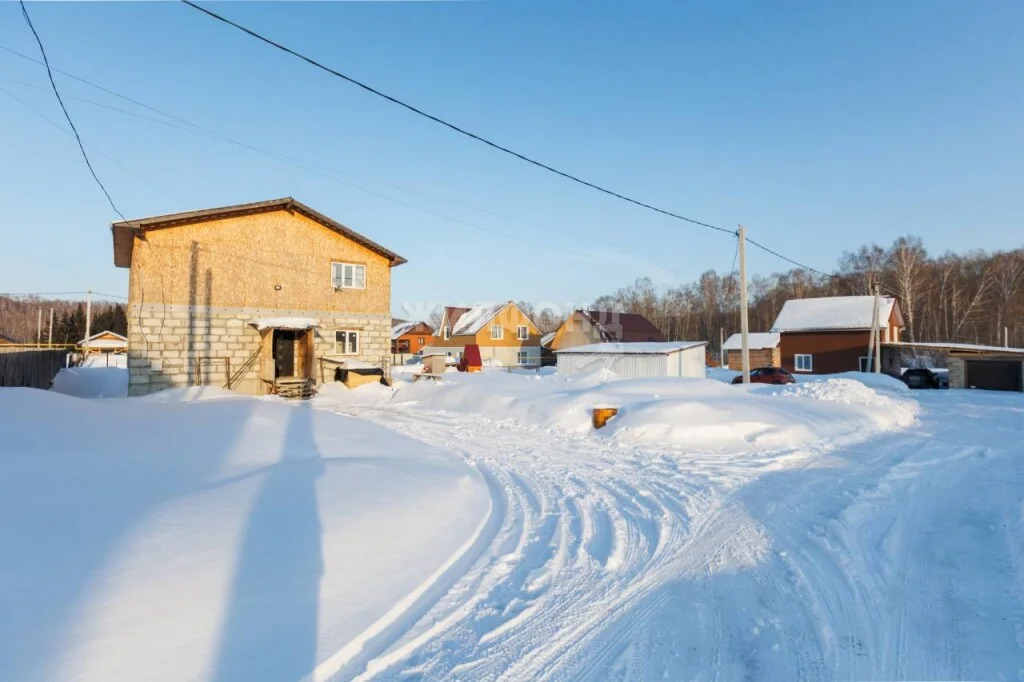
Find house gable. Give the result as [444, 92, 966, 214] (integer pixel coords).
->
[112, 197, 405, 269]
[470, 302, 541, 347]
[119, 205, 396, 314]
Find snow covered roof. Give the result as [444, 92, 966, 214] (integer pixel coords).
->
[770, 296, 900, 333]
[435, 306, 471, 337]
[451, 302, 510, 336]
[722, 332, 780, 351]
[391, 320, 429, 340]
[540, 331, 556, 348]
[885, 341, 1024, 356]
[79, 330, 128, 348]
[555, 341, 707, 355]
[249, 317, 319, 331]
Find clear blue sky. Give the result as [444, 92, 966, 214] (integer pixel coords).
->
[1, 0, 1021, 317]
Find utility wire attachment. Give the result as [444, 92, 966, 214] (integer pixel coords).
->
[19, 0, 126, 220]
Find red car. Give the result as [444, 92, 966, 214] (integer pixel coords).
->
[731, 367, 796, 385]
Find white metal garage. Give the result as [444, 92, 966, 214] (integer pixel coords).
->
[555, 341, 707, 379]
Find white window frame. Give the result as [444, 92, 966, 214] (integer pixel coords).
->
[490, 324, 503, 340]
[331, 262, 366, 290]
[443, 326, 451, 340]
[417, 336, 425, 346]
[517, 349, 530, 366]
[335, 329, 360, 355]
[794, 354, 813, 372]
[517, 325, 529, 341]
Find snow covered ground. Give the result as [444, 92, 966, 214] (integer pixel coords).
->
[3, 370, 1023, 680]
[0, 388, 489, 682]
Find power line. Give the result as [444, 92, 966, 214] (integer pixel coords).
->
[0, 291, 127, 300]
[745, 237, 832, 278]
[19, 1, 126, 220]
[0, 86, 188, 208]
[0, 50, 652, 269]
[179, 0, 735, 237]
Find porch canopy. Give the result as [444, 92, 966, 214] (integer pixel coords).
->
[249, 317, 319, 331]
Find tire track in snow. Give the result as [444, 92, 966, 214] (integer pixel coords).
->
[322, 392, 1024, 681]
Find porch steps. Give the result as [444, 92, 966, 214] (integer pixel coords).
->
[274, 377, 316, 400]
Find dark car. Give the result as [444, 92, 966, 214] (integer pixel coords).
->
[900, 368, 944, 389]
[731, 367, 796, 385]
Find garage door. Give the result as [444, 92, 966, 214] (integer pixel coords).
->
[966, 360, 1023, 391]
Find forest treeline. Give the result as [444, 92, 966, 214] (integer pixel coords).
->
[590, 236, 1024, 349]
[5, 236, 1021, 350]
[0, 296, 127, 345]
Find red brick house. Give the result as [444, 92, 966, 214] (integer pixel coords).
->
[770, 296, 904, 374]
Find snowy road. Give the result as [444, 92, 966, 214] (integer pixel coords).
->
[325, 391, 1024, 681]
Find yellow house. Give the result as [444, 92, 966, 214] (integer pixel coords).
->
[111, 197, 406, 396]
[428, 301, 542, 367]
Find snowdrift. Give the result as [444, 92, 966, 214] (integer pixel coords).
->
[50, 366, 128, 398]
[321, 371, 919, 453]
[0, 388, 490, 682]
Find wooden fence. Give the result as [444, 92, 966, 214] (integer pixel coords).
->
[0, 347, 68, 389]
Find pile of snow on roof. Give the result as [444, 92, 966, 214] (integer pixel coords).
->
[451, 303, 508, 336]
[771, 296, 896, 332]
[722, 332, 779, 350]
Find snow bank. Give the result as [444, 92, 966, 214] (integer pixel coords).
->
[334, 371, 918, 453]
[51, 367, 128, 398]
[0, 388, 489, 681]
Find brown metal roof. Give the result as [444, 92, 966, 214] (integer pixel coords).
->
[440, 306, 471, 335]
[111, 197, 407, 268]
[582, 310, 667, 343]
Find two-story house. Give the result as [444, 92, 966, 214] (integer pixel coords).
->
[391, 320, 433, 354]
[112, 197, 406, 396]
[770, 295, 904, 374]
[428, 301, 542, 367]
[549, 310, 666, 350]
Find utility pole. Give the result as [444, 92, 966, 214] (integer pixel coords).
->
[873, 285, 882, 373]
[1006, 326, 1010, 348]
[48, 308, 54, 346]
[738, 226, 751, 384]
[84, 289, 92, 347]
[36, 308, 42, 347]
[867, 288, 878, 372]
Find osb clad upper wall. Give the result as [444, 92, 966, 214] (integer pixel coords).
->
[129, 209, 392, 313]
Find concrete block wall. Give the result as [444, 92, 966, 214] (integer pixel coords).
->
[948, 357, 966, 389]
[127, 304, 390, 396]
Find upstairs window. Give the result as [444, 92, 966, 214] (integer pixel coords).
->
[490, 324, 504, 340]
[331, 262, 365, 289]
[517, 325, 529, 340]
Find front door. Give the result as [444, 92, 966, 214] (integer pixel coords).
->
[273, 330, 296, 378]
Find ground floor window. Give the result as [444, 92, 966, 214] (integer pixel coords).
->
[859, 356, 870, 372]
[335, 330, 359, 355]
[517, 350, 530, 366]
[794, 354, 813, 372]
